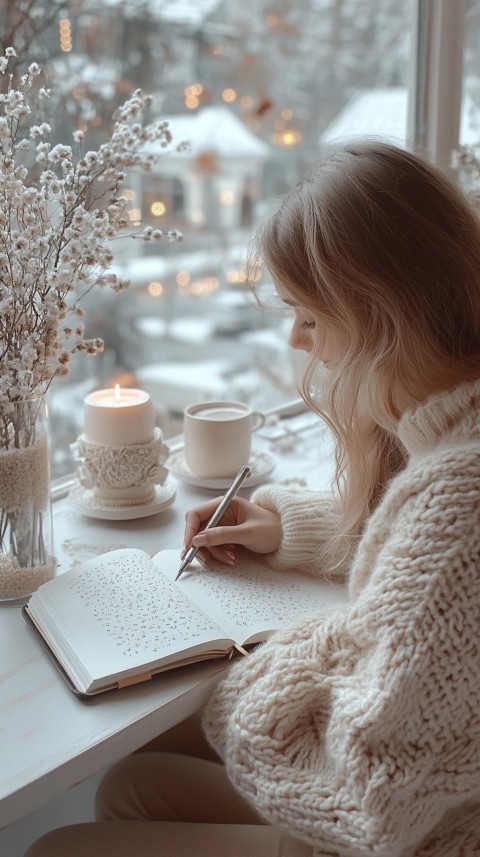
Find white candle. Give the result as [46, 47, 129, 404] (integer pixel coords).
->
[84, 385, 155, 446]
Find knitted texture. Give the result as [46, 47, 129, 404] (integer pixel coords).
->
[203, 380, 480, 857]
[250, 485, 353, 583]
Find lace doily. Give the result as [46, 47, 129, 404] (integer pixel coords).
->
[73, 428, 170, 492]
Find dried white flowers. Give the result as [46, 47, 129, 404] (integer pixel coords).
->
[0, 47, 182, 404]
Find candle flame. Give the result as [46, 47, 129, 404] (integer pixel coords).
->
[114, 383, 121, 401]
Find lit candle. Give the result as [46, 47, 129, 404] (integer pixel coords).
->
[84, 385, 155, 446]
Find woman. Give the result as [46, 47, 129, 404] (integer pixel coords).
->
[27, 141, 480, 856]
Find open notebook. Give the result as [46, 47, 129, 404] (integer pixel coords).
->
[24, 548, 347, 697]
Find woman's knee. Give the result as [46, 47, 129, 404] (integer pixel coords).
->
[96, 751, 262, 825]
[24, 824, 95, 857]
[95, 753, 153, 820]
[25, 821, 313, 857]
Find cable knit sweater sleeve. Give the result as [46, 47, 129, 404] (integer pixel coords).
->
[203, 442, 480, 857]
[250, 485, 354, 582]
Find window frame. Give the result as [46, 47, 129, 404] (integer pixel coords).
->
[408, 0, 467, 168]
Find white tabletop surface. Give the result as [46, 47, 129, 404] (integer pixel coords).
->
[0, 412, 333, 831]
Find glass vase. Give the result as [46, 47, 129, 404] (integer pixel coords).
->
[0, 395, 56, 603]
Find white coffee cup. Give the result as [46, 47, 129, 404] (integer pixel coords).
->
[183, 400, 265, 479]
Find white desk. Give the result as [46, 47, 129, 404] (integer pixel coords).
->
[0, 413, 333, 831]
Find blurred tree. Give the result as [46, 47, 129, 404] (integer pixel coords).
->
[0, 0, 78, 59]
[0, 0, 413, 163]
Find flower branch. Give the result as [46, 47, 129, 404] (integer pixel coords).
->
[0, 46, 183, 409]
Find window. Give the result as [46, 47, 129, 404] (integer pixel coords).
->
[457, 1, 480, 185]
[4, 0, 469, 479]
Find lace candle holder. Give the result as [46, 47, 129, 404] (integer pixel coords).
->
[74, 429, 170, 507]
[74, 386, 170, 507]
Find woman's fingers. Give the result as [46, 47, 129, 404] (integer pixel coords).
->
[191, 523, 250, 549]
[182, 496, 282, 559]
[183, 498, 239, 551]
[187, 545, 236, 569]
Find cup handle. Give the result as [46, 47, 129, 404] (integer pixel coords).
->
[251, 411, 266, 432]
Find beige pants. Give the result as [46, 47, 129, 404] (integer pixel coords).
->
[25, 714, 313, 857]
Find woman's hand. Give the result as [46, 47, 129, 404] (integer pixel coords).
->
[183, 496, 282, 566]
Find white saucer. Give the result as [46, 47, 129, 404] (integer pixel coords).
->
[168, 449, 276, 490]
[68, 481, 176, 520]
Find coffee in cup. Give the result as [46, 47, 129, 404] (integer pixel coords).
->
[183, 400, 265, 479]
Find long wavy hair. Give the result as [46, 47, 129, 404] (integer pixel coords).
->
[252, 141, 480, 571]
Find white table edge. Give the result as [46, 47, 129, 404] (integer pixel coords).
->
[0, 664, 225, 830]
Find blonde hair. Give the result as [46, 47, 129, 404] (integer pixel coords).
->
[253, 141, 480, 571]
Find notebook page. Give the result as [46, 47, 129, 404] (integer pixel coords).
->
[29, 549, 233, 689]
[156, 549, 347, 645]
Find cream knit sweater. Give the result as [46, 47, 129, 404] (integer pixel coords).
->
[203, 380, 480, 857]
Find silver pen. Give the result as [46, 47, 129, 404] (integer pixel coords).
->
[175, 464, 251, 580]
